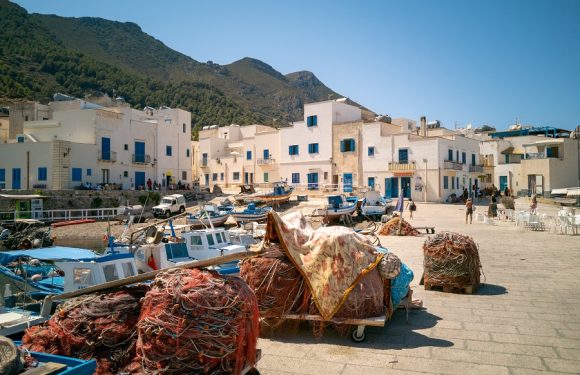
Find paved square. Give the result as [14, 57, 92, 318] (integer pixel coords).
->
[256, 200, 580, 374]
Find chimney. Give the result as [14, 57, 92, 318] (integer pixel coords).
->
[420, 116, 427, 137]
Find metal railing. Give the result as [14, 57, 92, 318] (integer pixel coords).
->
[469, 164, 484, 173]
[256, 157, 276, 166]
[444, 160, 464, 170]
[0, 208, 121, 224]
[525, 152, 546, 160]
[200, 158, 209, 167]
[98, 150, 117, 162]
[132, 154, 151, 164]
[388, 161, 416, 171]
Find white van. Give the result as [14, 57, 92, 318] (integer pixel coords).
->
[152, 194, 186, 218]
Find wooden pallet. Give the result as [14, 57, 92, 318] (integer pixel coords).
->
[424, 282, 478, 294]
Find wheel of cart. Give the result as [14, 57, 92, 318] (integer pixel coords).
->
[281, 314, 387, 343]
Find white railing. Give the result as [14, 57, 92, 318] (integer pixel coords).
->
[0, 208, 121, 223]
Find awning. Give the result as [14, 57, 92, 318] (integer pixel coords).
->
[567, 188, 580, 197]
[551, 188, 569, 195]
[394, 172, 414, 177]
[0, 194, 47, 199]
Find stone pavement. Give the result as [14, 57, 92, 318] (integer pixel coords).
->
[255, 201, 580, 374]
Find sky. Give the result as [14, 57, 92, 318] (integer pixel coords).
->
[13, 0, 580, 131]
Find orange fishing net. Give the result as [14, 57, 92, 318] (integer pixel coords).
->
[377, 216, 420, 236]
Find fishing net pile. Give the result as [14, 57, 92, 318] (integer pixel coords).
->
[22, 285, 149, 375]
[242, 211, 412, 338]
[0, 225, 53, 250]
[423, 231, 481, 288]
[239, 242, 307, 322]
[377, 216, 420, 236]
[127, 268, 259, 375]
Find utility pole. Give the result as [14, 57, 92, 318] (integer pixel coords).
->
[576, 125, 580, 206]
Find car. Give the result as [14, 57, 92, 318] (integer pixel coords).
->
[152, 194, 186, 218]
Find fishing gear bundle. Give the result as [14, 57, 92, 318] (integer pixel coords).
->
[22, 285, 149, 375]
[128, 268, 259, 375]
[377, 216, 420, 236]
[423, 231, 481, 289]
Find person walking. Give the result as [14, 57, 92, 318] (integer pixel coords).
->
[530, 194, 538, 214]
[465, 198, 474, 224]
[406, 198, 417, 219]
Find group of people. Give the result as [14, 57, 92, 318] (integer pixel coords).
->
[141, 179, 192, 191]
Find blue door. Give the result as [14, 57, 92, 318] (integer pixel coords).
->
[499, 176, 508, 192]
[102, 137, 111, 160]
[385, 177, 398, 198]
[12, 168, 21, 189]
[204, 174, 209, 186]
[368, 177, 375, 189]
[343, 173, 353, 192]
[307, 173, 319, 190]
[401, 177, 411, 198]
[244, 172, 249, 184]
[134, 141, 145, 163]
[135, 172, 145, 190]
[398, 149, 409, 164]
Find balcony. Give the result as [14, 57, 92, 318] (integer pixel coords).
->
[98, 150, 117, 162]
[525, 152, 546, 160]
[469, 164, 484, 173]
[200, 158, 209, 168]
[132, 154, 151, 164]
[444, 160, 463, 170]
[388, 161, 416, 172]
[257, 158, 276, 168]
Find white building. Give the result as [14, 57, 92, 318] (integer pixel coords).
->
[0, 97, 191, 190]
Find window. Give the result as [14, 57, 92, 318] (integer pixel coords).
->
[124, 144, 128, 151]
[183, 123, 186, 133]
[462, 152, 466, 164]
[186, 149, 190, 157]
[190, 235, 202, 246]
[166, 243, 189, 260]
[291, 173, 300, 184]
[73, 268, 93, 284]
[233, 172, 240, 180]
[451, 176, 455, 189]
[368, 147, 375, 156]
[103, 264, 119, 282]
[456, 177, 459, 189]
[263, 149, 270, 159]
[264, 172, 269, 182]
[340, 139, 355, 152]
[38, 167, 47, 181]
[456, 150, 459, 162]
[182, 171, 187, 180]
[368, 177, 375, 189]
[101, 137, 111, 160]
[220, 172, 224, 181]
[0, 169, 5, 189]
[307, 115, 318, 127]
[307, 172, 319, 190]
[324, 171, 328, 180]
[505, 154, 509, 164]
[17, 136, 25, 143]
[216, 233, 223, 243]
[448, 149, 453, 161]
[206, 234, 215, 246]
[398, 148, 409, 163]
[122, 262, 135, 277]
[547, 147, 559, 158]
[72, 168, 82, 182]
[213, 173, 218, 181]
[308, 143, 319, 154]
[166, 146, 172, 156]
[87, 169, 92, 176]
[289, 145, 299, 155]
[246, 150, 252, 160]
[443, 176, 449, 189]
[471, 154, 476, 166]
[123, 171, 129, 178]
[202, 153, 208, 166]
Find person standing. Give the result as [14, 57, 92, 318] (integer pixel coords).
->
[147, 178, 152, 191]
[530, 195, 538, 213]
[465, 198, 474, 224]
[406, 198, 417, 219]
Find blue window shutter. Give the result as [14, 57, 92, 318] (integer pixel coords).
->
[313, 116, 317, 126]
[263, 149, 269, 159]
[0, 169, 4, 181]
[289, 145, 292, 155]
[351, 139, 355, 151]
[448, 149, 453, 161]
[340, 140, 345, 152]
[307, 116, 312, 126]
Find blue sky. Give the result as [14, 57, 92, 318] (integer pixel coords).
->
[14, 0, 580, 130]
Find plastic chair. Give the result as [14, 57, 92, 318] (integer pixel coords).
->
[558, 215, 573, 235]
[527, 214, 544, 231]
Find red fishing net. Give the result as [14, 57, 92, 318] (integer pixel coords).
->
[127, 268, 260, 375]
[377, 216, 420, 236]
[239, 243, 307, 322]
[22, 285, 149, 375]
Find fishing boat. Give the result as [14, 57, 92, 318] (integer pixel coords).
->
[186, 204, 233, 228]
[235, 181, 294, 205]
[232, 203, 272, 222]
[313, 194, 357, 221]
[361, 190, 393, 219]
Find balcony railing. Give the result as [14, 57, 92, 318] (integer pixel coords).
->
[98, 150, 117, 162]
[525, 152, 546, 160]
[444, 160, 464, 170]
[200, 158, 209, 167]
[469, 164, 484, 173]
[257, 157, 276, 166]
[388, 161, 416, 171]
[132, 154, 151, 164]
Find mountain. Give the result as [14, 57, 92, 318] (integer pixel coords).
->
[0, 1, 369, 138]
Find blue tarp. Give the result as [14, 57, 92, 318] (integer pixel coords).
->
[376, 246, 414, 308]
[0, 246, 97, 265]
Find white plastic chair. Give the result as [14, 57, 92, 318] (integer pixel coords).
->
[527, 214, 544, 231]
[558, 215, 574, 235]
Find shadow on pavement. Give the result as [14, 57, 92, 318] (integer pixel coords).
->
[261, 309, 454, 349]
[476, 283, 508, 295]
